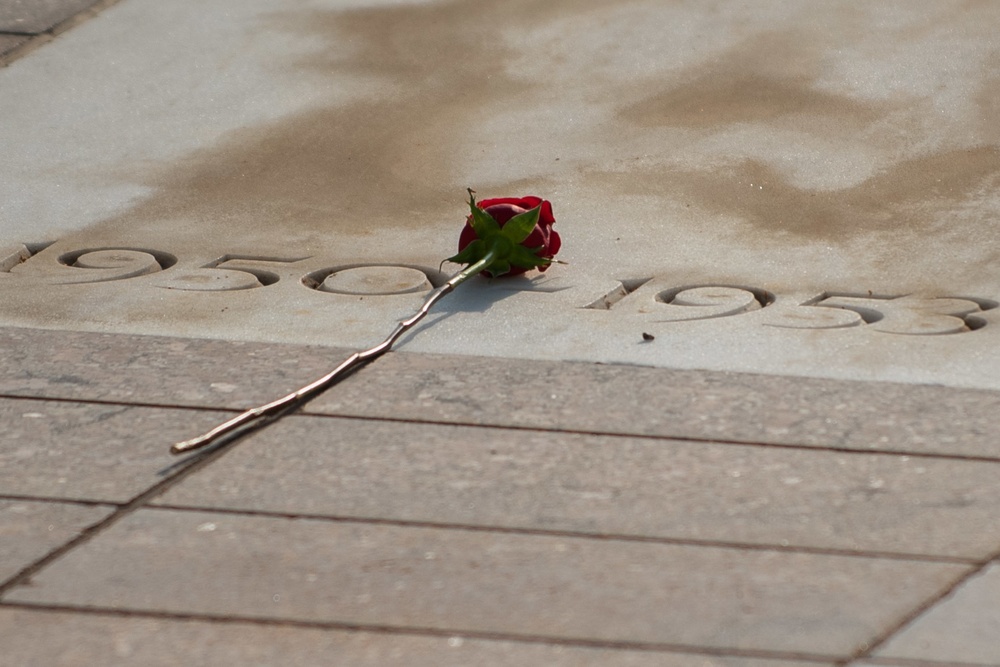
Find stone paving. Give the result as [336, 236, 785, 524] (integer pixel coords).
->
[2, 0, 1000, 665]
[2, 327, 999, 665]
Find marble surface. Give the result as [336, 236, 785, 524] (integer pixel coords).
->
[2, 0, 999, 387]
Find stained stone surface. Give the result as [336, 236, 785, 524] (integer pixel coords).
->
[1, 3, 998, 660]
[1, 0, 999, 388]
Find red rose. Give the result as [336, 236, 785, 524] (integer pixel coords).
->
[457, 196, 561, 276]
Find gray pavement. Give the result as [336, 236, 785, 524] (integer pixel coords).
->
[2, 327, 999, 665]
[2, 0, 1000, 665]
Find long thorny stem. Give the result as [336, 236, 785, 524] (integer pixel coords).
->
[170, 251, 498, 455]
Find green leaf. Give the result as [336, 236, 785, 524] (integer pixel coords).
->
[446, 239, 485, 265]
[499, 206, 541, 244]
[508, 244, 549, 269]
[467, 189, 500, 238]
[469, 206, 500, 238]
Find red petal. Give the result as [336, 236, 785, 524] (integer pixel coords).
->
[458, 219, 477, 250]
[522, 227, 545, 249]
[538, 199, 555, 225]
[479, 196, 542, 211]
[482, 203, 527, 226]
[548, 229, 561, 256]
[458, 195, 559, 277]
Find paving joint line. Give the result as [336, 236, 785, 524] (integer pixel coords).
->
[0, 494, 113, 508]
[3, 391, 998, 465]
[0, 427, 252, 598]
[0, 493, 979, 564]
[147, 502, 980, 565]
[0, 600, 842, 664]
[309, 411, 1000, 464]
[0, 392, 239, 414]
[845, 548, 1000, 663]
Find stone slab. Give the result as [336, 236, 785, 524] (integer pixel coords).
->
[0, 0, 99, 34]
[5, 508, 970, 657]
[873, 563, 1000, 665]
[158, 414, 1000, 560]
[313, 350, 1000, 459]
[5, 327, 1000, 460]
[1, 0, 1000, 389]
[0, 327, 354, 409]
[0, 607, 834, 667]
[0, 398, 233, 502]
[0, 499, 111, 582]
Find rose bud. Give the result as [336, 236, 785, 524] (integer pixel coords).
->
[448, 191, 561, 277]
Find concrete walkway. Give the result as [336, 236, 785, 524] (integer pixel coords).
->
[2, 1, 999, 665]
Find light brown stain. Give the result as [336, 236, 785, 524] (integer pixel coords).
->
[89, 0, 611, 246]
[610, 17, 1000, 244]
[975, 50, 1000, 145]
[623, 71, 881, 130]
[591, 147, 1000, 242]
[76, 0, 1000, 258]
[620, 28, 883, 132]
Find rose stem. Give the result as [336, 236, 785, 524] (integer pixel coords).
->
[169, 250, 498, 455]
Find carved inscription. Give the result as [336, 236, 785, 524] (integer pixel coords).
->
[584, 278, 994, 335]
[304, 265, 434, 295]
[151, 256, 305, 291]
[654, 285, 774, 322]
[764, 294, 990, 335]
[3, 245, 996, 335]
